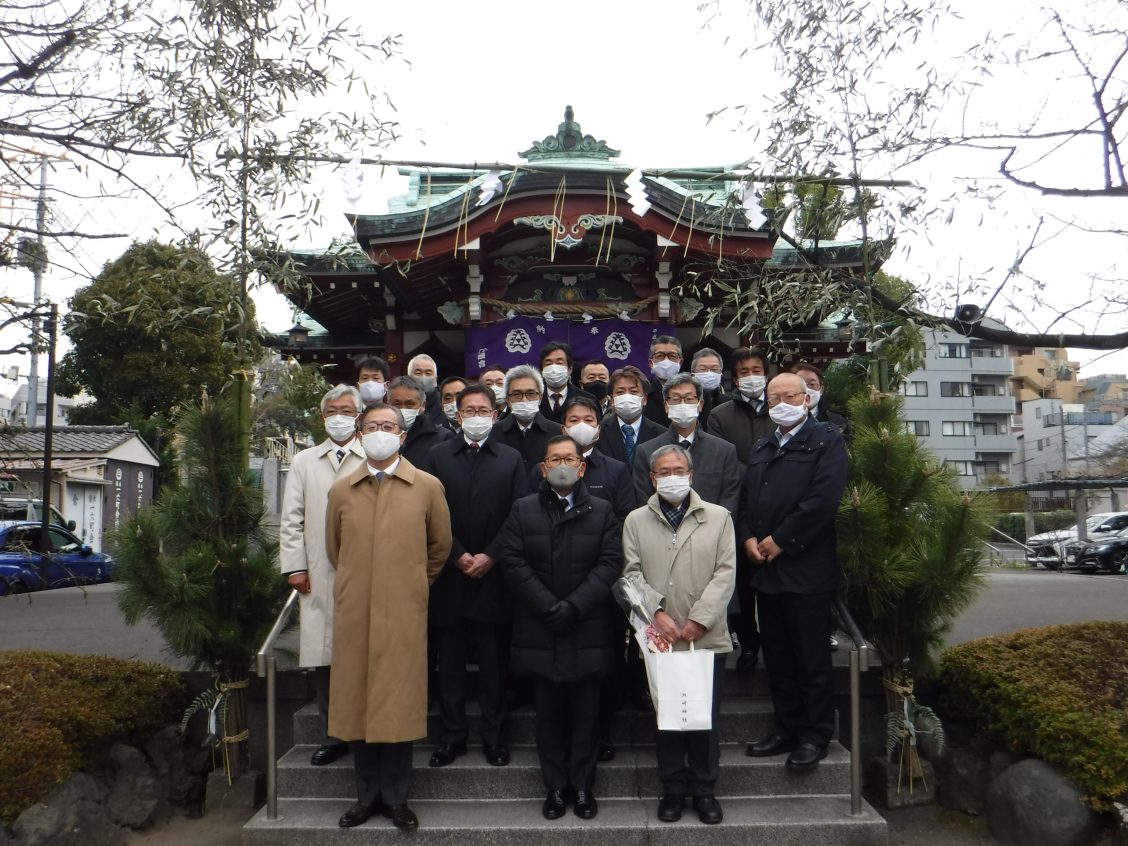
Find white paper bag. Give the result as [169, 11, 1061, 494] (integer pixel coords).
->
[636, 632, 715, 732]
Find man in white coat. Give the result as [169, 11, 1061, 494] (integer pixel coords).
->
[280, 383, 367, 766]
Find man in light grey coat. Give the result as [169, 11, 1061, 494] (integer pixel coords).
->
[622, 444, 736, 826]
[280, 384, 366, 766]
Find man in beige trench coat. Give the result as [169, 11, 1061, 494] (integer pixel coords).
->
[326, 402, 453, 830]
[279, 384, 366, 766]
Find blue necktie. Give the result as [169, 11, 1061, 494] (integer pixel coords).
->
[622, 423, 636, 466]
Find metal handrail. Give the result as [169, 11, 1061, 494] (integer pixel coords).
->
[255, 589, 301, 822]
[989, 525, 1034, 554]
[833, 594, 872, 817]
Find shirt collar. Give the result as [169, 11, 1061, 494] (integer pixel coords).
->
[775, 417, 808, 446]
[368, 456, 401, 477]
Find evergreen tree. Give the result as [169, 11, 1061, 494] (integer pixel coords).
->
[837, 388, 993, 708]
[114, 392, 287, 775]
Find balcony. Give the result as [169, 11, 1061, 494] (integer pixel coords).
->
[1043, 411, 1116, 427]
[975, 434, 1017, 452]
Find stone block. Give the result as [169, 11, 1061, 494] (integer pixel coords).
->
[11, 774, 123, 846]
[204, 770, 264, 814]
[867, 755, 937, 809]
[935, 738, 991, 814]
[987, 758, 1101, 846]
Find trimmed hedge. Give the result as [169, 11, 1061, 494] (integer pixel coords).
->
[992, 510, 1078, 543]
[940, 622, 1128, 809]
[0, 651, 183, 823]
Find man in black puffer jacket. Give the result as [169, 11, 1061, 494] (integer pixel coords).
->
[498, 434, 622, 823]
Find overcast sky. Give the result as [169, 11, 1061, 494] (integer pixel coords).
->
[2, 0, 1126, 381]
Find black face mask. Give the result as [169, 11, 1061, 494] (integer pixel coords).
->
[585, 381, 609, 400]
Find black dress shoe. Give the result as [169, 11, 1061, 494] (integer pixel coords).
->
[693, 795, 723, 825]
[310, 743, 349, 766]
[597, 741, 615, 762]
[786, 742, 828, 771]
[484, 744, 510, 766]
[736, 649, 759, 671]
[381, 803, 419, 830]
[573, 789, 598, 819]
[746, 732, 796, 757]
[657, 794, 684, 822]
[428, 742, 467, 767]
[338, 799, 377, 828]
[542, 789, 567, 820]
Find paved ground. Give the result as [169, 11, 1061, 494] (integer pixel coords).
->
[7, 569, 1128, 845]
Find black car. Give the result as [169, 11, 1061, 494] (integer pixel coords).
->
[1071, 528, 1128, 574]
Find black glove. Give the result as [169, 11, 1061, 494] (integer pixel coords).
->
[544, 600, 579, 634]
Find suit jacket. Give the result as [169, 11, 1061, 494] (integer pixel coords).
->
[814, 404, 852, 443]
[736, 420, 848, 595]
[632, 426, 742, 515]
[705, 394, 774, 465]
[525, 447, 637, 521]
[491, 412, 561, 473]
[424, 436, 528, 623]
[699, 387, 729, 430]
[539, 382, 597, 425]
[401, 412, 453, 469]
[643, 380, 671, 427]
[595, 414, 666, 464]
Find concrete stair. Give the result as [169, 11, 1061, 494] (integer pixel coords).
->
[244, 660, 888, 845]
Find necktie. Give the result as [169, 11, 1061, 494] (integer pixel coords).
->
[335, 448, 346, 464]
[622, 423, 636, 466]
[375, 470, 385, 479]
[552, 393, 562, 413]
[558, 496, 570, 512]
[680, 439, 692, 451]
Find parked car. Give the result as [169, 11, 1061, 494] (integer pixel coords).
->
[1064, 527, 1128, 574]
[0, 521, 115, 595]
[1026, 512, 1128, 569]
[0, 497, 76, 531]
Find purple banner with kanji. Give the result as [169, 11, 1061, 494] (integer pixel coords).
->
[465, 318, 675, 377]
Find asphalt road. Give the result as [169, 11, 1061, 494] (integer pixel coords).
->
[3, 569, 1127, 667]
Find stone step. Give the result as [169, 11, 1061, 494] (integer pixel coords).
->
[277, 742, 851, 800]
[292, 700, 779, 747]
[242, 796, 888, 846]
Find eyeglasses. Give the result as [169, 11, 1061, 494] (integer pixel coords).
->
[459, 408, 494, 417]
[507, 390, 542, 401]
[766, 391, 807, 407]
[544, 456, 583, 468]
[652, 468, 689, 478]
[802, 380, 822, 390]
[693, 367, 721, 374]
[651, 352, 682, 361]
[325, 409, 358, 418]
[666, 394, 699, 404]
[360, 422, 401, 434]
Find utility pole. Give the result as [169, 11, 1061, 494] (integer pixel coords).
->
[38, 304, 58, 581]
[27, 157, 48, 428]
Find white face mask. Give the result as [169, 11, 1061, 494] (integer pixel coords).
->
[542, 364, 570, 389]
[655, 474, 692, 503]
[461, 416, 493, 442]
[361, 431, 400, 462]
[442, 402, 459, 422]
[769, 400, 808, 428]
[399, 408, 420, 430]
[806, 388, 822, 410]
[666, 403, 700, 428]
[490, 384, 506, 404]
[694, 371, 722, 391]
[414, 376, 437, 393]
[546, 465, 581, 492]
[358, 380, 386, 403]
[323, 414, 357, 443]
[510, 400, 540, 424]
[651, 359, 681, 381]
[613, 394, 643, 422]
[564, 422, 599, 449]
[738, 375, 767, 398]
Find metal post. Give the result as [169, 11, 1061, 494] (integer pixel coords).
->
[27, 158, 47, 428]
[38, 304, 57, 582]
[264, 654, 279, 821]
[849, 648, 863, 816]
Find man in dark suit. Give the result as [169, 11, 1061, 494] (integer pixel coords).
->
[539, 341, 595, 424]
[704, 347, 774, 464]
[424, 385, 527, 769]
[690, 347, 728, 429]
[643, 335, 684, 428]
[792, 362, 851, 443]
[596, 366, 665, 467]
[578, 359, 611, 414]
[407, 353, 444, 426]
[632, 373, 742, 515]
[438, 376, 468, 435]
[739, 373, 848, 772]
[478, 364, 508, 412]
[493, 365, 560, 473]
[389, 376, 453, 468]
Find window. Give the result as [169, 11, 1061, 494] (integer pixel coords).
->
[975, 421, 1002, 435]
[1035, 407, 1042, 419]
[937, 344, 970, 358]
[905, 421, 930, 436]
[945, 460, 976, 476]
[941, 382, 972, 398]
[903, 381, 928, 397]
[1037, 439, 1044, 452]
[942, 421, 973, 436]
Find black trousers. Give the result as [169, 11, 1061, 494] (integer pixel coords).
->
[351, 740, 413, 806]
[756, 590, 835, 747]
[436, 621, 507, 747]
[312, 665, 345, 747]
[533, 678, 602, 792]
[732, 554, 761, 658]
[655, 653, 726, 797]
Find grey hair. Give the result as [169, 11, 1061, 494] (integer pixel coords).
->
[361, 402, 407, 431]
[649, 444, 694, 472]
[320, 384, 364, 416]
[407, 354, 437, 373]
[691, 347, 722, 370]
[388, 375, 426, 404]
[649, 334, 682, 357]
[504, 364, 544, 397]
[662, 372, 702, 402]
